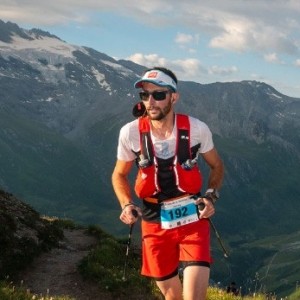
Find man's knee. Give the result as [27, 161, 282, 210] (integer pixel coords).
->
[156, 275, 183, 300]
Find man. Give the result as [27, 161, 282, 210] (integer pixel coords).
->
[112, 67, 224, 300]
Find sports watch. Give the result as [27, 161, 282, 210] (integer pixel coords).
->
[204, 188, 219, 205]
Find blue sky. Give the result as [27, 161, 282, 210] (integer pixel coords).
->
[0, 0, 300, 98]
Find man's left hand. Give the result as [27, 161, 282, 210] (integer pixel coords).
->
[194, 197, 215, 219]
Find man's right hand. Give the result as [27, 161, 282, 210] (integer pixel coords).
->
[120, 204, 142, 225]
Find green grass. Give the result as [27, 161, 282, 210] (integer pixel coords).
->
[236, 231, 300, 297]
[289, 287, 300, 300]
[80, 225, 272, 299]
[0, 280, 73, 300]
[208, 288, 269, 299]
[79, 225, 159, 299]
[1, 209, 296, 300]
[1, 280, 270, 300]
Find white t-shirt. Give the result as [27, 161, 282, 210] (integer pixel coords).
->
[117, 115, 214, 161]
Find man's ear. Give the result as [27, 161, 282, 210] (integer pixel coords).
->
[171, 92, 179, 104]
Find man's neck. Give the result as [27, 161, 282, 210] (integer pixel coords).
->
[150, 113, 175, 139]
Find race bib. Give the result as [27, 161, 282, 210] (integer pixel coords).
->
[160, 195, 199, 229]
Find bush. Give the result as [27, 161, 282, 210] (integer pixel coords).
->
[78, 231, 159, 299]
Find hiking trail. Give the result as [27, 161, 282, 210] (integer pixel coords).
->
[18, 229, 113, 300]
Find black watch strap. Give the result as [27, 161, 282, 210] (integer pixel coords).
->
[204, 188, 219, 204]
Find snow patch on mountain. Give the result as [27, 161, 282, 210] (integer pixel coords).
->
[101, 59, 134, 77]
[0, 34, 92, 84]
[0, 34, 87, 57]
[91, 66, 112, 93]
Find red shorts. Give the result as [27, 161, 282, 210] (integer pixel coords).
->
[141, 219, 211, 280]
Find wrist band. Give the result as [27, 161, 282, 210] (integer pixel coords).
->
[122, 203, 135, 210]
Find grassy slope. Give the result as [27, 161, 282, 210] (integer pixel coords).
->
[0, 111, 105, 223]
[240, 231, 300, 297]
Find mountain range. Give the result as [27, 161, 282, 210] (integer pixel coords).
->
[0, 19, 300, 297]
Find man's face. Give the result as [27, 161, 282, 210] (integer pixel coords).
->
[141, 82, 175, 121]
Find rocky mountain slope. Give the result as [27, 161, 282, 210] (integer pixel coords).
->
[0, 189, 63, 278]
[1, 19, 300, 296]
[0, 191, 156, 299]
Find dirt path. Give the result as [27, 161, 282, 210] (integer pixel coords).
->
[18, 229, 113, 300]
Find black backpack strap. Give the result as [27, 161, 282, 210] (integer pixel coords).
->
[141, 132, 154, 165]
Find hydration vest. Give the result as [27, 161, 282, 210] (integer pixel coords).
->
[134, 114, 203, 201]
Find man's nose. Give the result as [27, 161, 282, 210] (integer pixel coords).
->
[148, 94, 156, 104]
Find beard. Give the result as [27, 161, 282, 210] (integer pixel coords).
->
[146, 100, 172, 121]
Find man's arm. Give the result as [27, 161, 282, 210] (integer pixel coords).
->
[112, 159, 134, 209]
[112, 159, 141, 224]
[202, 147, 224, 190]
[197, 147, 224, 218]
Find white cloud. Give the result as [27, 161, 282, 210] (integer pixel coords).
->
[1, 0, 300, 97]
[209, 18, 254, 52]
[174, 32, 199, 54]
[127, 53, 203, 80]
[171, 58, 203, 78]
[208, 65, 238, 76]
[264, 53, 283, 64]
[174, 33, 200, 54]
[209, 17, 299, 55]
[175, 33, 194, 45]
[127, 54, 204, 79]
[0, 2, 90, 25]
[127, 53, 167, 68]
[1, 1, 299, 55]
[127, 52, 237, 84]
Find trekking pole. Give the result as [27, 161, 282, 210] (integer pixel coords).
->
[122, 209, 138, 281]
[198, 202, 229, 258]
[208, 218, 229, 258]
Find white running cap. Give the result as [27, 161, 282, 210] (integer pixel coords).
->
[134, 70, 177, 92]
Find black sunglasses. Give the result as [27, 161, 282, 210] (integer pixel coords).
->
[139, 90, 171, 101]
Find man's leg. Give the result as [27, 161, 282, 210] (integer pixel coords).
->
[182, 265, 210, 300]
[156, 275, 183, 300]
